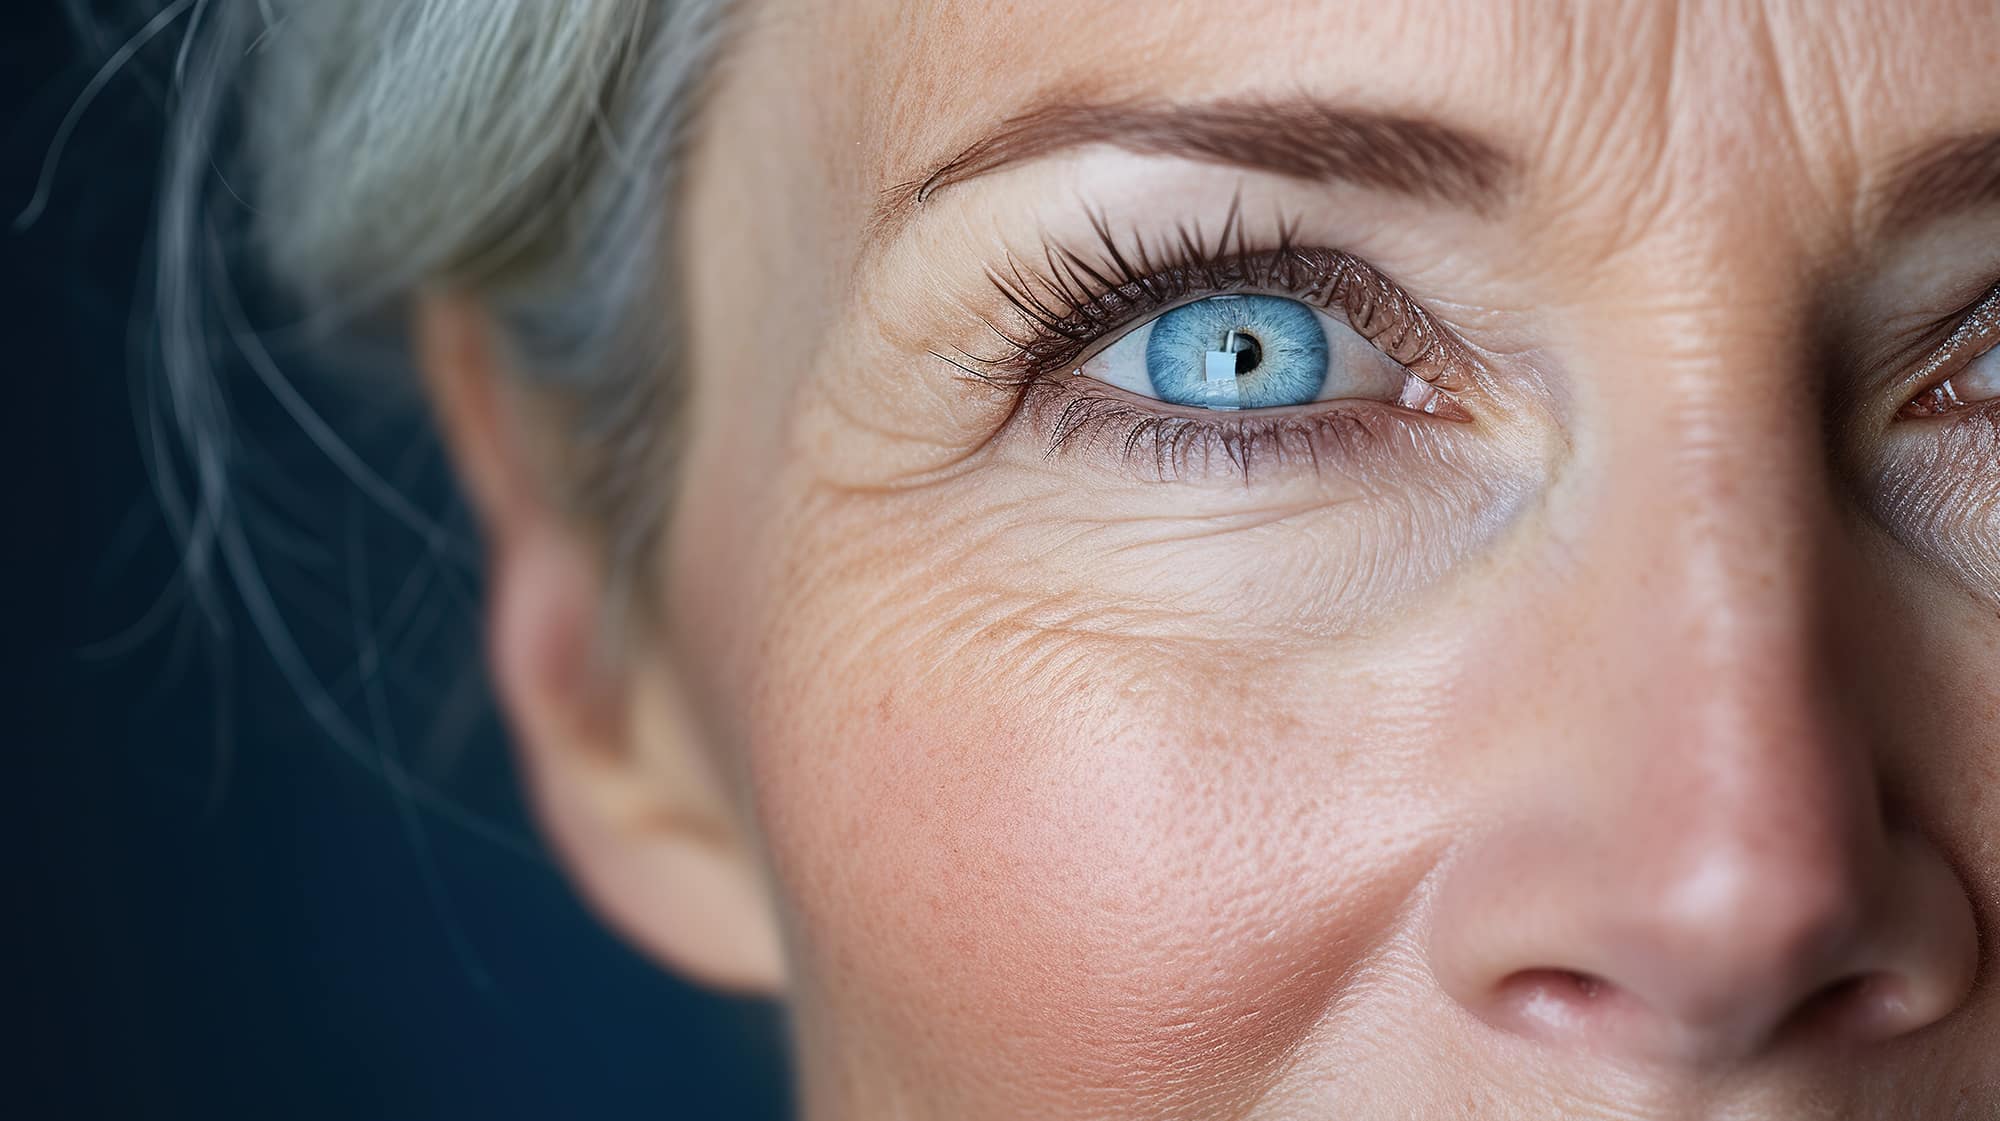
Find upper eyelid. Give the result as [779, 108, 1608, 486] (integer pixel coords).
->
[1877, 283, 2000, 416]
[993, 250, 1422, 371]
[974, 206, 1467, 386]
[1918, 287, 2000, 384]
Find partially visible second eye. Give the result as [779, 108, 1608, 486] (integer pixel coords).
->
[1074, 294, 1442, 412]
[1906, 342, 2000, 417]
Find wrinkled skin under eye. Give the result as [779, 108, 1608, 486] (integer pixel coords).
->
[1078, 294, 1409, 411]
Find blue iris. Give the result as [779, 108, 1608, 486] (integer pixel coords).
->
[1144, 295, 1329, 409]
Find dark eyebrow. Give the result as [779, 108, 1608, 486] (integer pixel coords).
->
[1879, 131, 2000, 234]
[872, 96, 1516, 242]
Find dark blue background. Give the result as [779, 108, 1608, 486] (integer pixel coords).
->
[9, 4, 792, 1117]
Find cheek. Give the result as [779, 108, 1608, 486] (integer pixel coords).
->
[744, 619, 1456, 1113]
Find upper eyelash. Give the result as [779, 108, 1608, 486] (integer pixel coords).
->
[949, 197, 1462, 390]
[1899, 284, 2000, 417]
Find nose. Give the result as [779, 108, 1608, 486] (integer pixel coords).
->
[1426, 400, 1978, 1066]
[1429, 803, 1977, 1063]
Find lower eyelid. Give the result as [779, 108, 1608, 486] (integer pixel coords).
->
[1865, 408, 2000, 600]
[1011, 373, 1474, 486]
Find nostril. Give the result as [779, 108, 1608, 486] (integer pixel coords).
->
[1516, 969, 1609, 1002]
[1489, 967, 1923, 1058]
[1781, 975, 1866, 1036]
[1782, 972, 1922, 1044]
[1492, 969, 1633, 1041]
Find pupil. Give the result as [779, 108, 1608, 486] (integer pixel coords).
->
[1226, 331, 1262, 376]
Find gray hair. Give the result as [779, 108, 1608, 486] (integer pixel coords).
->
[158, 0, 734, 611]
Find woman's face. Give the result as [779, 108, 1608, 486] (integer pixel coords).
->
[600, 0, 2000, 1115]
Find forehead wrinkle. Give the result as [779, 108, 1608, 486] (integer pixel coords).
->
[1496, 1, 1688, 269]
[811, 0, 2000, 281]
[1717, 0, 2000, 250]
[1839, 3, 2000, 239]
[1510, 0, 1899, 272]
[1736, 0, 1901, 253]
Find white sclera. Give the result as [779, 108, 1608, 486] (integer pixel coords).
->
[1957, 346, 2000, 402]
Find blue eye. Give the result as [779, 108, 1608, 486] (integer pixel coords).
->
[1145, 295, 1328, 409]
[1074, 293, 1411, 411]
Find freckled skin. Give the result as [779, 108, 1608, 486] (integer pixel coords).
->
[655, 1, 2000, 1117]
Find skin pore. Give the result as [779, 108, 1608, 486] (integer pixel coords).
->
[419, 1, 2000, 1117]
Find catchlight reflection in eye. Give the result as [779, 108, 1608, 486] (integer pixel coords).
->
[1076, 294, 1411, 411]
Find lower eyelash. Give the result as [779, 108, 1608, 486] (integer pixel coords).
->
[1017, 375, 1445, 483]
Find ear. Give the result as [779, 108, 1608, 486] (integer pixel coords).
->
[414, 293, 784, 995]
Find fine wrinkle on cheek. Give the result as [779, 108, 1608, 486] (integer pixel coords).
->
[852, 578, 1248, 725]
[792, 445, 1518, 653]
[741, 473, 1472, 1107]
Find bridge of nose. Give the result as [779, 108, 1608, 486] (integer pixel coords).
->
[1413, 248, 1986, 1063]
